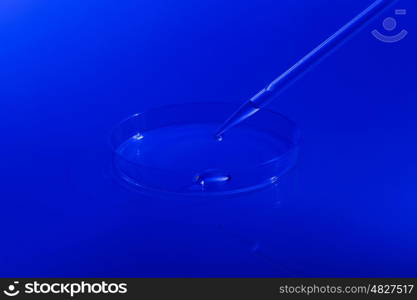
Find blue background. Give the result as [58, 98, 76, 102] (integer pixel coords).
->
[1, 0, 416, 277]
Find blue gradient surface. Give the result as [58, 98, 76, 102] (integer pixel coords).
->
[1, 0, 416, 277]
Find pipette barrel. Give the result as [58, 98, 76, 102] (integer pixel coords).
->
[216, 0, 397, 137]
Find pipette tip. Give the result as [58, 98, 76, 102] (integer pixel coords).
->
[215, 101, 260, 137]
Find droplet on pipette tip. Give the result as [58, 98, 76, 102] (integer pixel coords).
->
[215, 134, 223, 142]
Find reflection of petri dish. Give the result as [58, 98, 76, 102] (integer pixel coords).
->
[110, 102, 299, 196]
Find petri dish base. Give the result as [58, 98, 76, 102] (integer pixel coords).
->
[110, 102, 299, 197]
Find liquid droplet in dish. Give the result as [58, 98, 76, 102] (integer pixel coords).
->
[195, 169, 231, 188]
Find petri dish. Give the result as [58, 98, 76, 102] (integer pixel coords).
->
[110, 102, 299, 196]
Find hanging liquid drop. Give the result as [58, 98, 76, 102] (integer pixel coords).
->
[195, 169, 231, 188]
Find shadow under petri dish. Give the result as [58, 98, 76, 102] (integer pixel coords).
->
[110, 103, 299, 196]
